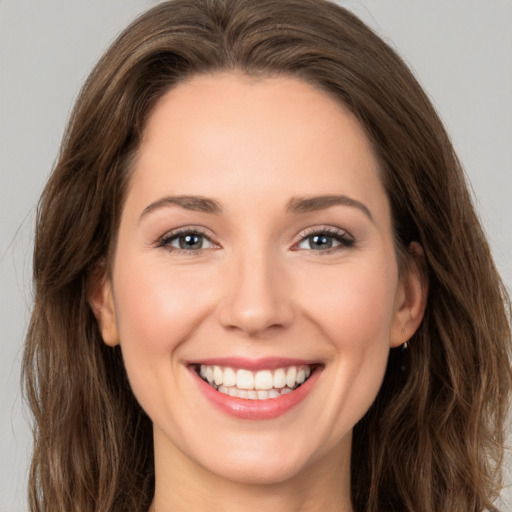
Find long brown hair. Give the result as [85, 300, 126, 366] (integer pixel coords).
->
[23, 0, 511, 510]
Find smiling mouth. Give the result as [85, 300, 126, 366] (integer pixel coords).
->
[192, 364, 318, 400]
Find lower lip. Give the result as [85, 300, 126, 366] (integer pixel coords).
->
[190, 367, 321, 420]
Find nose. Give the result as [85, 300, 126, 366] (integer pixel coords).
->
[217, 248, 294, 337]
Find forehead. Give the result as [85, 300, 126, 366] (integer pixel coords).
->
[127, 72, 388, 219]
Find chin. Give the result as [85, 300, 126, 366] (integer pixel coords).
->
[186, 427, 347, 487]
[203, 452, 314, 486]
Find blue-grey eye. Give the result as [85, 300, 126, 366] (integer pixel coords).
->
[178, 234, 203, 250]
[296, 230, 353, 251]
[165, 232, 214, 250]
[306, 234, 338, 250]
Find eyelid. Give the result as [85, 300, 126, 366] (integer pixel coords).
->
[155, 224, 354, 254]
[291, 225, 355, 252]
[156, 226, 220, 252]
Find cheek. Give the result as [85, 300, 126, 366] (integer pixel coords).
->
[299, 259, 398, 431]
[113, 255, 216, 354]
[110, 253, 219, 425]
[302, 260, 399, 348]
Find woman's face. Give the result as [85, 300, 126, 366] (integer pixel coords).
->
[93, 73, 424, 485]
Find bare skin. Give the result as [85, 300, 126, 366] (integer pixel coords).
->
[90, 73, 426, 512]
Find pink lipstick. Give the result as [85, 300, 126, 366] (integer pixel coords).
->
[189, 358, 323, 420]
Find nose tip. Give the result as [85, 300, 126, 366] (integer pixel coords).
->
[217, 258, 294, 337]
[220, 294, 288, 337]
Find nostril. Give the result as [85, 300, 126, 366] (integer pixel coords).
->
[217, 296, 294, 336]
[215, 259, 295, 335]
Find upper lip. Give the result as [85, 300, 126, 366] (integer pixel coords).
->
[187, 357, 322, 371]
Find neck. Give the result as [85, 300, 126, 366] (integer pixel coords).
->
[150, 428, 353, 512]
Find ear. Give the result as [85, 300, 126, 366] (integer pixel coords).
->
[390, 241, 428, 348]
[87, 262, 120, 347]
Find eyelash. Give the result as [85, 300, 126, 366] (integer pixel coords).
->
[292, 226, 355, 254]
[157, 227, 217, 255]
[157, 226, 355, 255]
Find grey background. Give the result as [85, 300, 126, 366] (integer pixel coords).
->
[1, 1, 510, 510]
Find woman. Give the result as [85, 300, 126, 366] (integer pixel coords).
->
[23, 0, 511, 511]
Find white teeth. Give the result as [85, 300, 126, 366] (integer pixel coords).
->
[236, 369, 254, 389]
[223, 367, 236, 387]
[286, 367, 297, 388]
[198, 363, 315, 399]
[214, 366, 223, 385]
[254, 370, 273, 390]
[215, 383, 295, 400]
[273, 368, 286, 388]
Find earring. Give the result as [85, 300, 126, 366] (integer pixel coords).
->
[400, 334, 408, 372]
[400, 327, 408, 351]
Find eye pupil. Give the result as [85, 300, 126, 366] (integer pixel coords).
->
[179, 234, 202, 249]
[309, 234, 332, 250]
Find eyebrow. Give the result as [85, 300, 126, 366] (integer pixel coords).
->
[140, 195, 222, 221]
[286, 195, 374, 222]
[139, 193, 373, 222]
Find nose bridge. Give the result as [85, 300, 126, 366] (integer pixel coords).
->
[218, 240, 293, 336]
